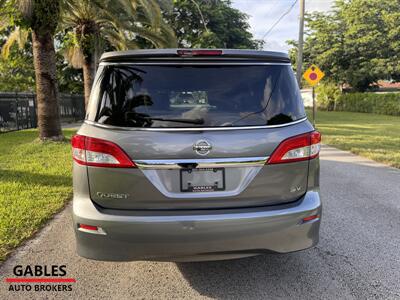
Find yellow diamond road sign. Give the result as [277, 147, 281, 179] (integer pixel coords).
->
[303, 64, 325, 86]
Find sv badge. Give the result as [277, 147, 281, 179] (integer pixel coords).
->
[290, 186, 302, 193]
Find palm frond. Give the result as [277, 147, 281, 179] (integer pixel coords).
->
[16, 0, 33, 21]
[0, 0, 12, 30]
[63, 45, 84, 68]
[103, 29, 129, 50]
[60, 0, 177, 66]
[1, 27, 30, 59]
[126, 23, 177, 48]
[136, 0, 162, 28]
[0, 16, 7, 31]
[159, 22, 178, 47]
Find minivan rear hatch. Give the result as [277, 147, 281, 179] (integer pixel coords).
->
[79, 50, 314, 210]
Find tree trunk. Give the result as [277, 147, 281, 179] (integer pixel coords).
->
[32, 31, 63, 140]
[82, 55, 95, 110]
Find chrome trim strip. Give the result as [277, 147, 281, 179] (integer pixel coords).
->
[135, 157, 268, 170]
[99, 62, 291, 66]
[84, 117, 307, 132]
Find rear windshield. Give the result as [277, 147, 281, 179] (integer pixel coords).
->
[91, 64, 305, 128]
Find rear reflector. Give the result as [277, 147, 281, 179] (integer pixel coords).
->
[78, 224, 98, 231]
[302, 215, 319, 222]
[177, 49, 223, 57]
[78, 224, 106, 235]
[71, 135, 136, 168]
[268, 131, 321, 164]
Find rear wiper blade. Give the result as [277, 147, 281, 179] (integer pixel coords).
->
[142, 117, 204, 125]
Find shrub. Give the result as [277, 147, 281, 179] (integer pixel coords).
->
[315, 82, 341, 111]
[336, 93, 400, 116]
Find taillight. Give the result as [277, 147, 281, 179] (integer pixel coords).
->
[268, 131, 321, 164]
[177, 49, 223, 57]
[71, 135, 136, 168]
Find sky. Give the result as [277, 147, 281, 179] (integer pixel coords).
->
[231, 0, 334, 52]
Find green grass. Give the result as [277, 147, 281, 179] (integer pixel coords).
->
[0, 129, 75, 261]
[310, 110, 400, 168]
[0, 112, 399, 261]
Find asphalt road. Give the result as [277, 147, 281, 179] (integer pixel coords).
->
[1, 145, 399, 299]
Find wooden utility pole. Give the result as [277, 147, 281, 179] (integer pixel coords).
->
[296, 0, 305, 88]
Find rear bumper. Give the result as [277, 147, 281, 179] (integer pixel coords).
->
[72, 190, 321, 261]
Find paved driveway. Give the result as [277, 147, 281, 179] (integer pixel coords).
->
[1, 146, 399, 299]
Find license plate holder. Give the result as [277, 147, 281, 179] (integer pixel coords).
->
[180, 168, 225, 192]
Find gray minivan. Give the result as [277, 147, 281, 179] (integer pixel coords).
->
[72, 49, 321, 261]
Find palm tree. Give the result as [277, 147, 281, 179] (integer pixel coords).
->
[1, 0, 63, 140]
[61, 0, 177, 109]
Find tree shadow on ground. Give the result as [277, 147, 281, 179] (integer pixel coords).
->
[176, 249, 339, 299]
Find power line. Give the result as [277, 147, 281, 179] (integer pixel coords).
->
[262, 0, 299, 40]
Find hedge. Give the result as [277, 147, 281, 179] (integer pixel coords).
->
[315, 82, 341, 111]
[316, 86, 400, 116]
[334, 93, 400, 116]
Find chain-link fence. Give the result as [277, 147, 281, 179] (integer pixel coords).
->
[0, 92, 84, 133]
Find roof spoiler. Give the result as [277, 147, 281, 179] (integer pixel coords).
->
[100, 49, 290, 63]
